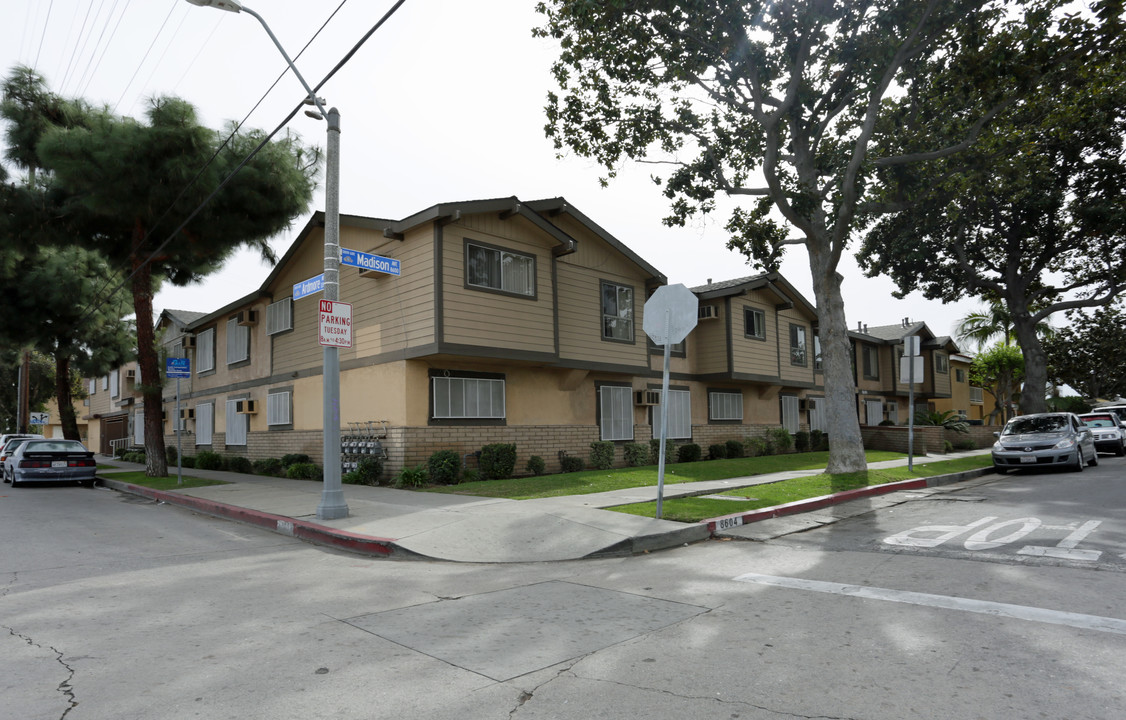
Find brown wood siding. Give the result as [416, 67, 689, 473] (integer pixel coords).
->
[556, 258, 648, 367]
[779, 308, 814, 384]
[440, 218, 555, 353]
[692, 304, 729, 375]
[729, 293, 779, 378]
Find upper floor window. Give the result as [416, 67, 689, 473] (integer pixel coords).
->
[601, 282, 634, 342]
[744, 308, 766, 340]
[89, 379, 96, 395]
[466, 241, 535, 297]
[110, 370, 119, 398]
[789, 324, 807, 366]
[813, 334, 823, 371]
[955, 367, 966, 383]
[197, 328, 216, 373]
[226, 317, 250, 365]
[935, 353, 949, 374]
[862, 345, 879, 380]
[266, 298, 293, 335]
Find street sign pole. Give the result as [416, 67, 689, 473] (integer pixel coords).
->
[656, 309, 672, 519]
[176, 377, 183, 485]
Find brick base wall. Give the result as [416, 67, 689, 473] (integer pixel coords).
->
[948, 426, 998, 449]
[860, 425, 945, 455]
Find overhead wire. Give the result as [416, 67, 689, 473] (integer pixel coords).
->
[112, 0, 178, 113]
[75, 0, 402, 333]
[32, 0, 57, 73]
[57, 0, 102, 94]
[131, 5, 192, 115]
[78, 0, 132, 99]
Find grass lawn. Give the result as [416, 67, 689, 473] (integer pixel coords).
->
[98, 471, 228, 491]
[610, 454, 994, 523]
[424, 450, 906, 500]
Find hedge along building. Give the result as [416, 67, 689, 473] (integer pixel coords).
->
[149, 196, 825, 475]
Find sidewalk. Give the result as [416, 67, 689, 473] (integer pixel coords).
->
[96, 450, 994, 563]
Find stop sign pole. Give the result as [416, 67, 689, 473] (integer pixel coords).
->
[643, 284, 698, 518]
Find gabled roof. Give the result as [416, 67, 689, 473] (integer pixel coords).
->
[690, 273, 818, 319]
[158, 309, 208, 330]
[850, 321, 962, 352]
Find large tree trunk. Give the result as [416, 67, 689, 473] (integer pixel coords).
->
[1012, 314, 1048, 415]
[55, 354, 80, 441]
[808, 244, 867, 474]
[131, 239, 168, 477]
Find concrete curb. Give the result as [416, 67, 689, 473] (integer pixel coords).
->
[98, 478, 423, 560]
[703, 467, 993, 534]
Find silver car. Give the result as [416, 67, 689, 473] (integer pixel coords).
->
[1078, 412, 1126, 456]
[992, 412, 1097, 473]
[5, 439, 98, 487]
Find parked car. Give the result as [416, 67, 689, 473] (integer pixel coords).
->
[1078, 412, 1126, 456]
[1092, 405, 1126, 427]
[0, 432, 44, 450]
[991, 412, 1097, 473]
[4, 439, 97, 487]
[0, 435, 43, 474]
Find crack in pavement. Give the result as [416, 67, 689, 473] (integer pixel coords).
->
[4, 625, 78, 720]
[508, 660, 579, 718]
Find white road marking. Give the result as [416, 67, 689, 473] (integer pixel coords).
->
[732, 572, 1126, 635]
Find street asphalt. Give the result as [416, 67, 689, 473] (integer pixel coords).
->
[95, 449, 994, 563]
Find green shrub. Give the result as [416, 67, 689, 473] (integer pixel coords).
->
[526, 455, 546, 476]
[559, 455, 585, 473]
[280, 453, 312, 467]
[393, 464, 428, 488]
[649, 438, 676, 464]
[479, 443, 517, 480]
[707, 443, 727, 460]
[724, 439, 744, 458]
[878, 419, 896, 426]
[953, 439, 978, 451]
[623, 443, 650, 466]
[427, 450, 461, 485]
[195, 450, 224, 471]
[252, 457, 283, 476]
[589, 441, 615, 470]
[286, 462, 322, 480]
[794, 431, 810, 453]
[342, 470, 362, 484]
[810, 429, 825, 451]
[677, 443, 702, 462]
[226, 456, 252, 474]
[123, 451, 146, 464]
[180, 455, 195, 468]
[165, 446, 178, 465]
[767, 427, 793, 453]
[462, 468, 480, 483]
[356, 456, 383, 485]
[743, 437, 770, 459]
[114, 447, 128, 459]
[944, 440, 954, 453]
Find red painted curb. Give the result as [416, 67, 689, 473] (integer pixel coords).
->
[110, 481, 399, 557]
[706, 477, 929, 533]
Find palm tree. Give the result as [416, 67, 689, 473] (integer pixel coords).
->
[955, 300, 1054, 351]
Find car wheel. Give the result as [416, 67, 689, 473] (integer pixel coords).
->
[1088, 448, 1098, 467]
[993, 465, 1008, 475]
[1117, 441, 1125, 457]
[1071, 450, 1084, 472]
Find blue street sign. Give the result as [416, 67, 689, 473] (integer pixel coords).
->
[341, 248, 401, 276]
[166, 357, 191, 378]
[293, 273, 325, 299]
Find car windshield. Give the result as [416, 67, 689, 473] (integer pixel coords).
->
[2, 438, 31, 454]
[1003, 416, 1069, 435]
[23, 440, 86, 453]
[1081, 415, 1115, 428]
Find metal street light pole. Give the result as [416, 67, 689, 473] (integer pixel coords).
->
[186, 0, 348, 519]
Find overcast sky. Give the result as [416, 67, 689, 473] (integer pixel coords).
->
[5, 0, 987, 343]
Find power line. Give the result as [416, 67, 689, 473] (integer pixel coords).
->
[32, 0, 57, 73]
[112, 0, 179, 113]
[57, 0, 101, 93]
[78, 0, 132, 99]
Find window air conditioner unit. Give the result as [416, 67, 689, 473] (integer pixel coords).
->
[236, 400, 257, 414]
[236, 310, 258, 327]
[635, 390, 661, 406]
[125, 369, 136, 380]
[182, 335, 195, 349]
[180, 408, 195, 420]
[698, 305, 718, 320]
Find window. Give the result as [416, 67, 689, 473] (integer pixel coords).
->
[133, 410, 144, 445]
[955, 368, 966, 383]
[601, 282, 634, 342]
[89, 379, 96, 395]
[862, 345, 879, 379]
[101, 375, 108, 391]
[653, 389, 691, 440]
[226, 318, 250, 365]
[935, 353, 949, 373]
[433, 376, 505, 419]
[970, 387, 984, 403]
[789, 324, 807, 366]
[709, 391, 743, 421]
[195, 403, 213, 445]
[466, 241, 535, 297]
[887, 401, 899, 424]
[744, 308, 765, 339]
[267, 391, 292, 426]
[813, 334, 822, 371]
[807, 397, 826, 432]
[266, 298, 293, 335]
[197, 328, 216, 373]
[865, 399, 884, 425]
[781, 395, 800, 433]
[110, 370, 119, 398]
[225, 399, 248, 446]
[598, 385, 634, 441]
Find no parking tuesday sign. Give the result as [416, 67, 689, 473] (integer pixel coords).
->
[318, 300, 352, 348]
